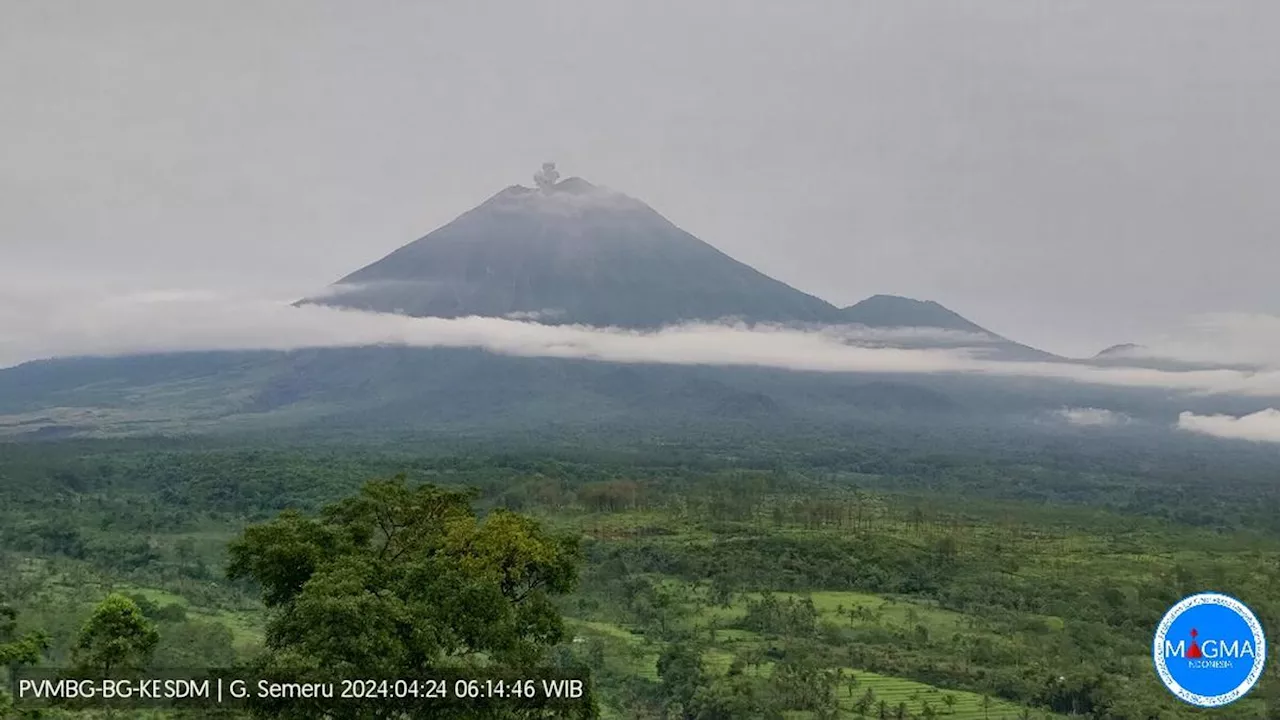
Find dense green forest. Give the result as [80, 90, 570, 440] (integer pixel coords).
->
[2, 437, 1279, 718]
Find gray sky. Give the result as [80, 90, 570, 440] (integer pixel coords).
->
[2, 1, 1277, 357]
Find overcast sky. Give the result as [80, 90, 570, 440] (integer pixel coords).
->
[2, 1, 1277, 357]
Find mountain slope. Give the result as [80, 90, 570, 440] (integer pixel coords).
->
[6, 344, 1272, 443]
[301, 174, 838, 327]
[1095, 343, 1144, 359]
[839, 295, 989, 334]
[0, 347, 965, 439]
[839, 295, 1058, 360]
[1088, 343, 1260, 372]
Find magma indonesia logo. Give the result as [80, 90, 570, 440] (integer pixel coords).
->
[1153, 593, 1267, 707]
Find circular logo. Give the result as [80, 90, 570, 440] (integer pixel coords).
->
[1153, 593, 1266, 707]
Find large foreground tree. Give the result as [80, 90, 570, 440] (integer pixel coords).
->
[228, 476, 591, 718]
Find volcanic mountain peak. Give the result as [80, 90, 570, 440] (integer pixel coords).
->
[298, 167, 1056, 359]
[837, 294, 1060, 361]
[302, 168, 838, 327]
[477, 174, 649, 218]
[839, 294, 989, 334]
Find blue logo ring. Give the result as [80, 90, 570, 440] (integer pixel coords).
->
[1153, 592, 1266, 707]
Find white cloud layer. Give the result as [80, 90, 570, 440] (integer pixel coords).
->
[3, 286, 1280, 398]
[1178, 409, 1280, 443]
[1054, 407, 1131, 427]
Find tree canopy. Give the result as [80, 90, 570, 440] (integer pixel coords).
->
[227, 476, 589, 718]
[73, 593, 159, 676]
[0, 601, 49, 713]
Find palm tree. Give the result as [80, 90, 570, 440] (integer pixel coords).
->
[894, 701, 909, 720]
[941, 694, 957, 715]
[878, 698, 890, 719]
[980, 694, 993, 720]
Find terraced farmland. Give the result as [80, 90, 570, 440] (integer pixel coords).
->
[830, 669, 1045, 719]
[567, 612, 1061, 719]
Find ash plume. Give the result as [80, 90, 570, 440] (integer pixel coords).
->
[533, 162, 560, 192]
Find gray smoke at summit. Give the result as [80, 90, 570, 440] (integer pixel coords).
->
[534, 162, 561, 192]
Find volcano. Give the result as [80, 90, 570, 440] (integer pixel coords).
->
[0, 166, 1079, 439]
[300, 167, 839, 327]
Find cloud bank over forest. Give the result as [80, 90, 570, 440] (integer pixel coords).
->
[1178, 409, 1280, 443]
[3, 286, 1280, 399]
